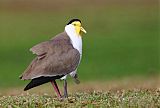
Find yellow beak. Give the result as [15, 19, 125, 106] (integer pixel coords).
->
[80, 27, 87, 34]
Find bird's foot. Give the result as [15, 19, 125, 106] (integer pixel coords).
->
[62, 94, 68, 98]
[58, 95, 68, 101]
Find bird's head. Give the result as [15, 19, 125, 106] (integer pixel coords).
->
[67, 19, 87, 36]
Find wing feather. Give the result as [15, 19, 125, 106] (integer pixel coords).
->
[20, 32, 80, 80]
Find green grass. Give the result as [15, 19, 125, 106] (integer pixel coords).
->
[0, 0, 159, 87]
[0, 90, 159, 108]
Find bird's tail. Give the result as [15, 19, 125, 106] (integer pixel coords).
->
[24, 75, 64, 91]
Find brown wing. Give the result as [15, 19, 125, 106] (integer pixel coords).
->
[20, 32, 80, 80]
[30, 41, 50, 59]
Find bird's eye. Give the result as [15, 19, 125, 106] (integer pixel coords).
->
[73, 24, 76, 26]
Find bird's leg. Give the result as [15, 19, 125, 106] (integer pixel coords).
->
[72, 74, 80, 84]
[63, 79, 68, 98]
[51, 80, 61, 98]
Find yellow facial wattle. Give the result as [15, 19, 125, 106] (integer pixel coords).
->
[71, 21, 87, 36]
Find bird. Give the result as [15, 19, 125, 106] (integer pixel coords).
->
[19, 19, 86, 98]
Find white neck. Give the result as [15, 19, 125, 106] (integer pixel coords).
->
[65, 24, 82, 55]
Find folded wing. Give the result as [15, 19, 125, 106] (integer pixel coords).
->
[20, 32, 80, 80]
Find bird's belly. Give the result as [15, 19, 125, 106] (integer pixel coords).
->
[60, 70, 76, 80]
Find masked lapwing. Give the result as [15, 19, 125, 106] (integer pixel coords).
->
[20, 19, 86, 98]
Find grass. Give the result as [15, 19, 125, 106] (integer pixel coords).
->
[0, 90, 160, 108]
[0, 0, 159, 87]
[0, 78, 159, 107]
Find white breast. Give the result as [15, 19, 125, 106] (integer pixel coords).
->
[65, 24, 82, 56]
[60, 24, 82, 80]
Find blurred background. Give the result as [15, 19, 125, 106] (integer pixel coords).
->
[0, 0, 159, 89]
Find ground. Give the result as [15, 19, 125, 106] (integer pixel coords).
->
[0, 78, 160, 108]
[0, 90, 160, 108]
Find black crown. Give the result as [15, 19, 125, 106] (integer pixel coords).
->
[67, 19, 81, 25]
